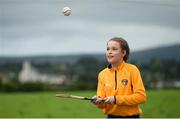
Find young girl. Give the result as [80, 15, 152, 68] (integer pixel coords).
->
[92, 37, 147, 118]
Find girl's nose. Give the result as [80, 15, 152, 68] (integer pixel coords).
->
[108, 50, 112, 54]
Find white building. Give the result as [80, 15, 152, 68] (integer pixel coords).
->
[19, 61, 65, 84]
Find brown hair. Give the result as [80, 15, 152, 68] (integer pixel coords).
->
[108, 37, 130, 62]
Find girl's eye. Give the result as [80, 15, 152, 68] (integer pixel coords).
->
[112, 47, 118, 50]
[107, 47, 119, 51]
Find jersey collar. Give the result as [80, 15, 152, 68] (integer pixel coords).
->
[108, 61, 125, 71]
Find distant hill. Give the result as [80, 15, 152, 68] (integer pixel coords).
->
[130, 44, 180, 64]
[0, 44, 179, 64]
[0, 54, 106, 64]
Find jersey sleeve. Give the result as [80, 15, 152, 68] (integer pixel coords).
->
[95, 71, 107, 109]
[97, 71, 106, 98]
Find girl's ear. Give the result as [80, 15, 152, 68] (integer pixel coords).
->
[122, 50, 126, 57]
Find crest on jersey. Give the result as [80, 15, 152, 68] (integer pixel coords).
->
[121, 79, 128, 86]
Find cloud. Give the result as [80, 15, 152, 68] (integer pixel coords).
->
[1, 21, 179, 56]
[0, 0, 180, 56]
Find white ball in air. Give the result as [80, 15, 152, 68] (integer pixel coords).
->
[62, 7, 71, 16]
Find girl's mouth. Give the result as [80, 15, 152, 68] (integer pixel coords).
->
[108, 55, 114, 59]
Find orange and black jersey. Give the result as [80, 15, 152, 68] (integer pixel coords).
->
[97, 61, 147, 116]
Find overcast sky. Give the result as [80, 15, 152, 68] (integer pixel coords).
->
[0, 0, 180, 56]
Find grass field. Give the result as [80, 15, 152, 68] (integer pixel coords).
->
[0, 89, 180, 118]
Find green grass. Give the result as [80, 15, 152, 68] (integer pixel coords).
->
[0, 91, 104, 118]
[141, 89, 180, 118]
[0, 89, 180, 118]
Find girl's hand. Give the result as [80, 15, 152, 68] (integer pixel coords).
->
[103, 96, 115, 104]
[91, 96, 105, 104]
[91, 95, 106, 109]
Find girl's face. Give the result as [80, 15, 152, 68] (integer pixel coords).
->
[106, 40, 126, 66]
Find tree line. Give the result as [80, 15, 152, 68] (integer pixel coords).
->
[0, 57, 180, 92]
